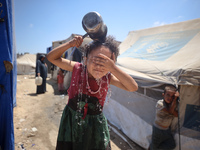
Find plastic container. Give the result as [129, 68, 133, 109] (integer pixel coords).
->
[35, 76, 43, 86]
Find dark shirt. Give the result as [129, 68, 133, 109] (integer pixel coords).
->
[36, 60, 47, 79]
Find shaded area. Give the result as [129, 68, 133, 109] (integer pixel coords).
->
[27, 93, 37, 96]
[108, 121, 144, 150]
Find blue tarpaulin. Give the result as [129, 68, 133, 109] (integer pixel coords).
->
[0, 0, 16, 149]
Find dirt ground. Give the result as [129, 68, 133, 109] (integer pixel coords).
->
[14, 75, 144, 150]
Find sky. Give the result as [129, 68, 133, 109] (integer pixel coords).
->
[14, 0, 200, 54]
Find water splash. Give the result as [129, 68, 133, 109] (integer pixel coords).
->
[105, 73, 111, 105]
[95, 78, 102, 85]
[75, 54, 86, 126]
[74, 53, 112, 126]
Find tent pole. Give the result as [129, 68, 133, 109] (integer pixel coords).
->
[177, 97, 181, 150]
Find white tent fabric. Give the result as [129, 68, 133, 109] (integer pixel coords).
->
[17, 54, 36, 75]
[103, 19, 200, 149]
[104, 87, 156, 148]
[117, 19, 200, 86]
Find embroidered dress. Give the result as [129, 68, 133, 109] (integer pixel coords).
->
[56, 62, 111, 150]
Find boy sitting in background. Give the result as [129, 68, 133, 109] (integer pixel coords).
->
[57, 68, 64, 93]
[150, 84, 179, 150]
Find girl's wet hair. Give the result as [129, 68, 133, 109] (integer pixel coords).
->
[83, 35, 119, 61]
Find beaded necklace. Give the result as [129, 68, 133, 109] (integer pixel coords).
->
[86, 69, 102, 94]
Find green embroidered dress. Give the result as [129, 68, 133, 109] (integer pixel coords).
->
[56, 62, 111, 150]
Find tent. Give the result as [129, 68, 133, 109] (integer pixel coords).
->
[0, 0, 16, 149]
[17, 54, 36, 75]
[103, 18, 200, 150]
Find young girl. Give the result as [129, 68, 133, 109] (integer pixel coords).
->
[47, 35, 138, 150]
[57, 68, 64, 93]
[150, 84, 179, 150]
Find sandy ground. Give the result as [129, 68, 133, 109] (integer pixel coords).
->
[14, 75, 144, 150]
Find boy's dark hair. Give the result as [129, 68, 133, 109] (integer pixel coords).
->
[164, 84, 177, 94]
[83, 35, 119, 61]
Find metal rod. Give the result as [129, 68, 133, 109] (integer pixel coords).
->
[82, 33, 88, 39]
[177, 97, 181, 150]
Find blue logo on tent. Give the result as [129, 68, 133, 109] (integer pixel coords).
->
[119, 29, 200, 61]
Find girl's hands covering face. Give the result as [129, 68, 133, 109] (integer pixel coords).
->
[92, 53, 115, 73]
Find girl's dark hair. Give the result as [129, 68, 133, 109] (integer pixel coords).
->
[83, 35, 119, 60]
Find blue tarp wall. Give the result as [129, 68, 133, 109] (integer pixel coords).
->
[0, 0, 16, 149]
